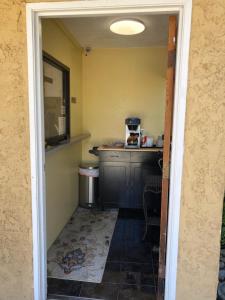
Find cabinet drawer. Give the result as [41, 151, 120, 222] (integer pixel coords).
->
[99, 151, 130, 162]
[130, 151, 162, 163]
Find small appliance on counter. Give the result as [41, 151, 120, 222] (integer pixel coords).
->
[89, 146, 99, 156]
[156, 135, 164, 148]
[141, 136, 154, 148]
[125, 117, 141, 148]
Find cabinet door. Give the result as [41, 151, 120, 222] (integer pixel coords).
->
[99, 162, 130, 208]
[130, 163, 143, 208]
[130, 163, 158, 209]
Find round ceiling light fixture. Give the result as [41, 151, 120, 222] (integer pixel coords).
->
[110, 19, 145, 35]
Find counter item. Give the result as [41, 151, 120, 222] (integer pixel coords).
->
[141, 136, 154, 148]
[125, 117, 141, 148]
[156, 135, 164, 147]
[79, 163, 99, 208]
[89, 146, 99, 156]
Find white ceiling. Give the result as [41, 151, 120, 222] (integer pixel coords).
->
[61, 14, 169, 49]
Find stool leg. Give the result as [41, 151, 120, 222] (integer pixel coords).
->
[142, 189, 148, 241]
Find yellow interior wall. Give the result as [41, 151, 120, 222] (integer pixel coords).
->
[82, 47, 167, 161]
[42, 27, 167, 245]
[42, 19, 83, 249]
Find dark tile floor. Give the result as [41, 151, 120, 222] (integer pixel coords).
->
[48, 209, 159, 300]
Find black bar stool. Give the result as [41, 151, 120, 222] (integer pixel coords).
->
[142, 159, 163, 240]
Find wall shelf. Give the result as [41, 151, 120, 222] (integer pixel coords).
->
[45, 133, 91, 156]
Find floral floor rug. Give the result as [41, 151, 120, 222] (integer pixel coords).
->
[47, 207, 118, 283]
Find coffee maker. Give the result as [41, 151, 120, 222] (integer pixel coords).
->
[125, 118, 141, 148]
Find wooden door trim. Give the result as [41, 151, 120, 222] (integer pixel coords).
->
[158, 15, 177, 300]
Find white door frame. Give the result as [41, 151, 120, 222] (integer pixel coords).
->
[26, 1, 192, 299]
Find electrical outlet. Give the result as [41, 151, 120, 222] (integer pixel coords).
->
[71, 97, 77, 103]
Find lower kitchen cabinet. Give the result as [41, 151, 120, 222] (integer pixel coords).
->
[99, 162, 130, 208]
[99, 150, 162, 209]
[130, 163, 143, 208]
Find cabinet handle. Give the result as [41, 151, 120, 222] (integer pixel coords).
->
[110, 155, 120, 158]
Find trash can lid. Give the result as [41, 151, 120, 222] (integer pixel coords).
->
[79, 162, 99, 170]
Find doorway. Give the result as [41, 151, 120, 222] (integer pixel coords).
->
[26, 1, 192, 299]
[44, 14, 169, 299]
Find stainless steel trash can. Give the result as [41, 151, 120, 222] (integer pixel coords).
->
[79, 163, 99, 208]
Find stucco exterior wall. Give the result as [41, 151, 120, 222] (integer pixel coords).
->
[0, 1, 33, 300]
[0, 1, 224, 300]
[176, 1, 225, 299]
